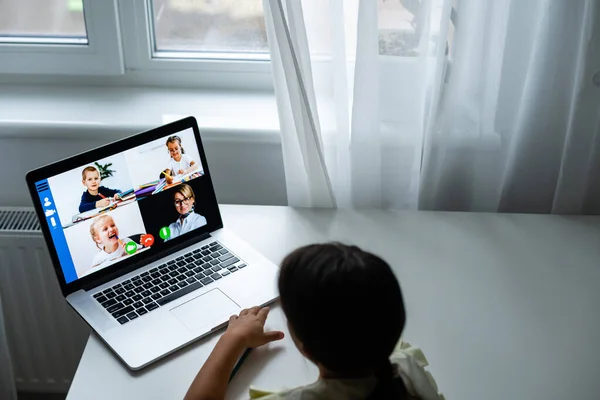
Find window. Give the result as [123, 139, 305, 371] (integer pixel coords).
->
[0, 0, 270, 86]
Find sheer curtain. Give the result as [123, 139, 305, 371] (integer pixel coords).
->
[264, 0, 600, 214]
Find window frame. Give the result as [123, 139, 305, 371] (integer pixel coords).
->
[117, 0, 271, 84]
[0, 0, 124, 75]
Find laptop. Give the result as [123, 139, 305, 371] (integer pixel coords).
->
[26, 117, 279, 370]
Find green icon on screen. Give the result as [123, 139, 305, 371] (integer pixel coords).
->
[125, 242, 137, 255]
[159, 226, 171, 240]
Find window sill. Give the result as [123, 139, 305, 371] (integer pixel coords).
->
[0, 84, 281, 143]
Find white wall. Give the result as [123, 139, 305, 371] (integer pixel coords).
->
[0, 128, 287, 208]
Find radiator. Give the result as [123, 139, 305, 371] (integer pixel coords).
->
[0, 207, 89, 393]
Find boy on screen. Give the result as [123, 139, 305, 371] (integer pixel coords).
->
[79, 166, 121, 213]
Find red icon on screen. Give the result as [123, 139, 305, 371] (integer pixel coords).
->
[140, 234, 154, 247]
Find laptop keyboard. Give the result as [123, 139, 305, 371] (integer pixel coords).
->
[91, 241, 247, 325]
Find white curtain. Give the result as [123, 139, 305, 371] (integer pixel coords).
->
[264, 0, 600, 214]
[0, 294, 17, 400]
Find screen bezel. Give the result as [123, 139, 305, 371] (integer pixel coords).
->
[26, 117, 223, 296]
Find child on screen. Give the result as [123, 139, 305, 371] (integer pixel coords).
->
[88, 215, 141, 271]
[79, 166, 121, 213]
[161, 136, 198, 184]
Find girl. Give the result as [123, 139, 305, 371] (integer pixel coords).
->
[185, 243, 442, 400]
[163, 135, 198, 184]
[87, 215, 142, 273]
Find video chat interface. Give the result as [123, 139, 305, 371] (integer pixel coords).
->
[36, 129, 207, 284]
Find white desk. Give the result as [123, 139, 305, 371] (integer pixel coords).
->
[68, 205, 600, 400]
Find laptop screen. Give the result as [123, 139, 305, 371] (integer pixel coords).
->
[31, 124, 219, 285]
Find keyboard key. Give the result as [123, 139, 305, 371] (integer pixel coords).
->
[202, 256, 212, 262]
[176, 261, 186, 267]
[159, 282, 169, 289]
[112, 306, 134, 318]
[133, 301, 143, 308]
[114, 287, 125, 295]
[210, 273, 222, 281]
[176, 256, 184, 261]
[125, 290, 135, 297]
[169, 285, 179, 292]
[178, 281, 188, 288]
[213, 245, 223, 251]
[194, 248, 203, 253]
[200, 277, 214, 285]
[142, 297, 152, 304]
[160, 289, 171, 296]
[96, 295, 107, 303]
[133, 280, 143, 287]
[138, 308, 148, 315]
[93, 292, 103, 299]
[101, 298, 117, 308]
[228, 266, 239, 272]
[117, 316, 129, 324]
[219, 249, 229, 255]
[141, 271, 149, 276]
[220, 258, 239, 268]
[134, 287, 144, 293]
[127, 312, 139, 320]
[169, 271, 179, 277]
[185, 270, 195, 277]
[193, 254, 203, 261]
[151, 286, 160, 293]
[185, 257, 195, 263]
[143, 283, 153, 289]
[151, 293, 162, 300]
[201, 245, 209, 249]
[194, 273, 204, 281]
[141, 290, 152, 297]
[160, 269, 170, 276]
[156, 282, 203, 306]
[177, 267, 187, 273]
[132, 276, 141, 281]
[106, 292, 117, 299]
[167, 260, 176, 265]
[150, 267, 158, 273]
[115, 294, 126, 302]
[168, 265, 177, 271]
[238, 263, 247, 269]
[161, 275, 171, 282]
[142, 276, 152, 283]
[192, 266, 202, 273]
[122, 279, 131, 285]
[210, 259, 220, 265]
[211, 266, 222, 273]
[106, 303, 123, 313]
[124, 283, 134, 290]
[102, 288, 114, 295]
[176, 275, 186, 282]
[151, 273, 161, 279]
[158, 263, 169, 270]
[221, 270, 231, 276]
[147, 302, 159, 311]
[123, 298, 134, 306]
[186, 277, 196, 284]
[201, 250, 210, 256]
[132, 294, 142, 301]
[168, 278, 178, 285]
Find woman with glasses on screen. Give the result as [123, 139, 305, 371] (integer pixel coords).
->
[165, 184, 207, 242]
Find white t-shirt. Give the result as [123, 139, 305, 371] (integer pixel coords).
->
[168, 153, 195, 176]
[88, 237, 140, 272]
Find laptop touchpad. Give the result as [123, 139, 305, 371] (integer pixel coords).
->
[170, 289, 240, 332]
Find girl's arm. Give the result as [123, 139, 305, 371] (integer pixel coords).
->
[182, 160, 199, 175]
[184, 307, 284, 400]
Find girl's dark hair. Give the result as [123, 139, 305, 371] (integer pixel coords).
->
[279, 243, 408, 399]
[166, 135, 185, 154]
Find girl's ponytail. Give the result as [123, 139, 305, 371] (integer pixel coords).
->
[367, 359, 409, 399]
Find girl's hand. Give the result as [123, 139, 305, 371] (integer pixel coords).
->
[114, 194, 120, 201]
[224, 307, 284, 349]
[178, 169, 185, 175]
[96, 198, 110, 208]
[166, 176, 174, 184]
